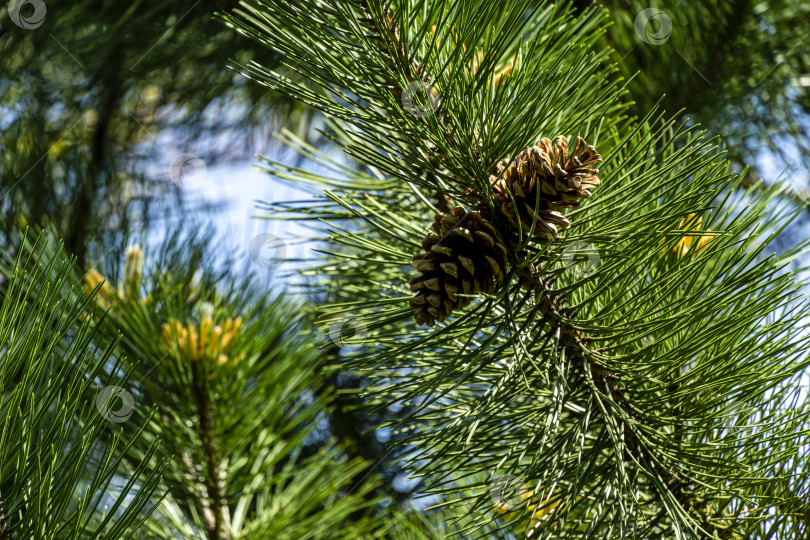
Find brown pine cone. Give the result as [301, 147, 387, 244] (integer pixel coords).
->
[409, 206, 508, 327]
[490, 135, 601, 240]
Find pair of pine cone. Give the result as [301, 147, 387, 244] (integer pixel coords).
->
[409, 135, 602, 327]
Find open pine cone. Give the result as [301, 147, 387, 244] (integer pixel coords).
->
[409, 206, 508, 327]
[490, 135, 601, 240]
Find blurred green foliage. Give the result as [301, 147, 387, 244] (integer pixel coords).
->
[590, 0, 810, 181]
[0, 0, 315, 266]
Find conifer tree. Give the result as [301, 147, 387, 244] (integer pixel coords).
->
[222, 0, 810, 537]
[18, 226, 478, 539]
[1, 220, 494, 539]
[71, 229, 390, 539]
[3, 0, 810, 538]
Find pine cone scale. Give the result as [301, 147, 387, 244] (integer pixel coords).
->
[408, 206, 508, 327]
[489, 135, 601, 240]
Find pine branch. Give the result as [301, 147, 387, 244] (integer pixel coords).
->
[514, 263, 681, 488]
[191, 363, 231, 540]
[364, 0, 701, 527]
[352, 0, 429, 97]
[64, 77, 119, 268]
[236, 0, 810, 536]
[320, 345, 388, 502]
[0, 233, 164, 538]
[352, 0, 461, 201]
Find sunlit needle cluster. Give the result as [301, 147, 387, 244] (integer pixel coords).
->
[161, 316, 244, 366]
